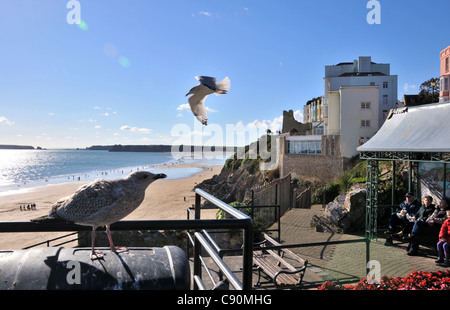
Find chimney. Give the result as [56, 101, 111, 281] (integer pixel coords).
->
[358, 56, 371, 73]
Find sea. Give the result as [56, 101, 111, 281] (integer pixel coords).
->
[0, 149, 231, 195]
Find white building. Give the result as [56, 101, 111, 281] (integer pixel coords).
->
[279, 56, 399, 182]
[323, 56, 398, 157]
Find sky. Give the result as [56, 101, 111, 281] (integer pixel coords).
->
[0, 0, 448, 149]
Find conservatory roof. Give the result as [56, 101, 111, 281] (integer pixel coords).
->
[357, 102, 450, 153]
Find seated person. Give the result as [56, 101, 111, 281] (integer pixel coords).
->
[406, 195, 436, 255]
[385, 192, 420, 245]
[428, 198, 449, 227]
[436, 208, 450, 266]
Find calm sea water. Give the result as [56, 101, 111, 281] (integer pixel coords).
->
[0, 149, 229, 194]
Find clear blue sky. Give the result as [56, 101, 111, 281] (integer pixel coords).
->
[0, 0, 448, 148]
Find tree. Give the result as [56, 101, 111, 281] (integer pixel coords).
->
[418, 77, 440, 105]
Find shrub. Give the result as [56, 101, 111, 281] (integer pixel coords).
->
[350, 177, 366, 184]
[265, 168, 280, 182]
[216, 201, 248, 219]
[312, 182, 340, 204]
[337, 171, 352, 193]
[246, 159, 260, 174]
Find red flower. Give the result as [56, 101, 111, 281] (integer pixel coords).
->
[317, 270, 450, 290]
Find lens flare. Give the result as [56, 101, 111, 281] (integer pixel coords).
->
[77, 20, 88, 31]
[118, 56, 131, 68]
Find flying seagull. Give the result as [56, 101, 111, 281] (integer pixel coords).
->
[185, 76, 231, 125]
[32, 171, 167, 259]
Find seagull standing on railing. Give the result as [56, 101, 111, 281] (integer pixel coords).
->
[31, 171, 167, 259]
[185, 76, 231, 126]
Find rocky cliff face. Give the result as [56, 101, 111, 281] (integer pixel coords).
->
[195, 136, 277, 204]
[195, 157, 266, 204]
[311, 184, 367, 233]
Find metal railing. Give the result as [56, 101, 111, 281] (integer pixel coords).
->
[22, 232, 80, 249]
[188, 189, 254, 290]
[0, 188, 254, 290]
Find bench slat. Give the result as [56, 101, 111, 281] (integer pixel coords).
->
[263, 234, 306, 265]
[252, 237, 308, 287]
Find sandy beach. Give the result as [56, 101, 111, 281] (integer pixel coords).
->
[0, 164, 222, 250]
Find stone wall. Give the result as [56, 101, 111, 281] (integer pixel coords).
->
[279, 134, 347, 183]
[282, 110, 311, 134]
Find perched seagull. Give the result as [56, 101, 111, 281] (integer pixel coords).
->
[31, 171, 167, 260]
[185, 76, 231, 125]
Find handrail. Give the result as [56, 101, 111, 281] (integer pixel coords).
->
[195, 232, 243, 290]
[0, 219, 250, 232]
[194, 188, 251, 220]
[192, 188, 254, 290]
[22, 232, 79, 249]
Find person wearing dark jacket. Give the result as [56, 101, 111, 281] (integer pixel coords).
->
[385, 192, 421, 246]
[406, 195, 436, 255]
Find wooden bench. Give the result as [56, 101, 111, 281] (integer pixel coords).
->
[253, 234, 308, 288]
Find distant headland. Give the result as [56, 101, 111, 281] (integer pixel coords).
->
[0, 145, 43, 150]
[86, 144, 238, 153]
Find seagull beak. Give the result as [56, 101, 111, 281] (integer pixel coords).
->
[154, 173, 167, 180]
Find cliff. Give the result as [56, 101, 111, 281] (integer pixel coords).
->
[86, 144, 237, 153]
[195, 135, 278, 204]
[109, 144, 173, 152]
[0, 145, 34, 150]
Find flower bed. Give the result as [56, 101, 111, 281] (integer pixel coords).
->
[318, 270, 450, 290]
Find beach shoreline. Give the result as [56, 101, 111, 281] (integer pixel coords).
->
[0, 163, 222, 250]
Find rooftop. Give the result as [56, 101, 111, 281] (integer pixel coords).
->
[358, 101, 450, 153]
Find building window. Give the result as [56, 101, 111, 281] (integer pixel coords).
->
[361, 120, 371, 127]
[301, 141, 308, 154]
[446, 78, 449, 91]
[287, 140, 322, 155]
[370, 82, 375, 86]
[383, 82, 388, 89]
[383, 110, 389, 119]
[361, 102, 371, 109]
[316, 141, 322, 154]
[383, 94, 388, 104]
[447, 57, 449, 72]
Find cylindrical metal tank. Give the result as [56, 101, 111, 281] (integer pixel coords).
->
[0, 246, 190, 290]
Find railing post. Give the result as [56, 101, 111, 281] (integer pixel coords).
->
[242, 219, 253, 290]
[366, 238, 371, 277]
[193, 192, 202, 289]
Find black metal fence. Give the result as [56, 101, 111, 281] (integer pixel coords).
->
[0, 188, 254, 290]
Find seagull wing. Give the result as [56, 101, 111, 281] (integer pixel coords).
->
[196, 76, 217, 91]
[55, 180, 126, 223]
[188, 83, 213, 125]
[214, 77, 230, 95]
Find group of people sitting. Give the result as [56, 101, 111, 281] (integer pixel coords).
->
[385, 192, 450, 266]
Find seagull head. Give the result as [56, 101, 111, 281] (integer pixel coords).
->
[127, 171, 167, 186]
[185, 88, 194, 97]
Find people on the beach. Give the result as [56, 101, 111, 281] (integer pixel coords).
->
[436, 209, 450, 266]
[385, 192, 421, 245]
[19, 203, 36, 211]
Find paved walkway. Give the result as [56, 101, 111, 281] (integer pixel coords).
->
[191, 205, 449, 290]
[272, 205, 449, 287]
